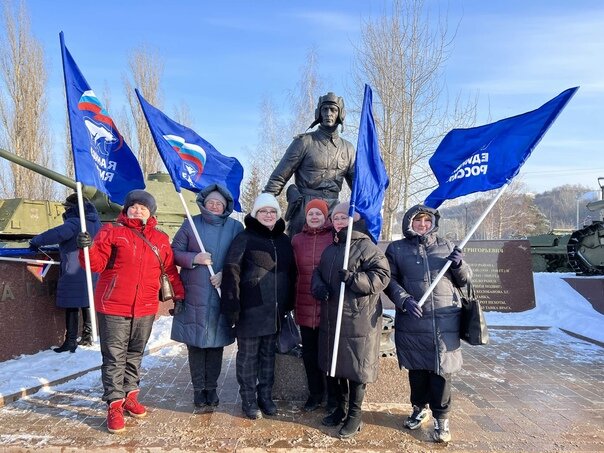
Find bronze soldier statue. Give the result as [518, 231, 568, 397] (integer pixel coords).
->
[263, 92, 355, 236]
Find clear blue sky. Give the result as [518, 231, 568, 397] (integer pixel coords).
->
[19, 0, 604, 194]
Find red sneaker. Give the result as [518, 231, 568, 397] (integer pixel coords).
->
[107, 399, 125, 433]
[124, 389, 147, 418]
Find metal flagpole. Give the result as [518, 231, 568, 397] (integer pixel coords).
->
[76, 182, 99, 341]
[417, 183, 510, 308]
[0, 256, 59, 265]
[177, 192, 221, 297]
[329, 215, 355, 377]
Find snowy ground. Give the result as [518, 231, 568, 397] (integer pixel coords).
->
[0, 273, 602, 402]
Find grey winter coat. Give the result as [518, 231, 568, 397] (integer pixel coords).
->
[170, 184, 244, 348]
[311, 221, 390, 384]
[29, 202, 101, 309]
[263, 125, 355, 236]
[384, 205, 472, 376]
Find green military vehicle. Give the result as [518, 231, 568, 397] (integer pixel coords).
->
[0, 147, 199, 245]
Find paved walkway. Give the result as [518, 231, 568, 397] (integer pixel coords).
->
[0, 328, 602, 452]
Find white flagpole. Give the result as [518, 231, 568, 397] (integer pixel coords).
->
[176, 192, 221, 297]
[0, 256, 60, 265]
[76, 182, 98, 341]
[417, 183, 510, 308]
[329, 215, 355, 377]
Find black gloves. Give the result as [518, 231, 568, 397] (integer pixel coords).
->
[76, 232, 93, 249]
[169, 300, 185, 316]
[227, 312, 239, 327]
[403, 296, 423, 318]
[313, 285, 330, 301]
[447, 246, 463, 268]
[338, 269, 353, 284]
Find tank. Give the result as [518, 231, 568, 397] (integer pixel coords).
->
[527, 232, 573, 272]
[0, 147, 198, 242]
[567, 199, 604, 275]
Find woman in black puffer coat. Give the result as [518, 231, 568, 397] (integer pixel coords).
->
[221, 193, 297, 420]
[384, 204, 472, 444]
[311, 202, 390, 439]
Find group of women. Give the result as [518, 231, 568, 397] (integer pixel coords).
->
[72, 185, 470, 445]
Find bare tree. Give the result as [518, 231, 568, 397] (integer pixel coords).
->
[123, 45, 163, 177]
[240, 160, 262, 213]
[287, 47, 324, 135]
[173, 102, 193, 129]
[0, 0, 55, 199]
[467, 181, 550, 239]
[352, 0, 476, 240]
[253, 50, 326, 217]
[255, 96, 289, 214]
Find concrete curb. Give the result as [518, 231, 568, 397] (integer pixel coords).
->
[0, 340, 179, 408]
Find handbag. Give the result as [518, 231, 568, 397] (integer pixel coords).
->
[277, 311, 302, 356]
[130, 228, 175, 302]
[458, 281, 489, 345]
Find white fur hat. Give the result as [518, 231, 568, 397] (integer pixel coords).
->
[251, 193, 282, 218]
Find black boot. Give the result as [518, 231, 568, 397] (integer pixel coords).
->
[242, 400, 262, 419]
[257, 396, 277, 416]
[193, 389, 207, 408]
[338, 381, 366, 439]
[53, 339, 77, 353]
[206, 389, 219, 407]
[78, 308, 93, 346]
[55, 310, 78, 353]
[322, 377, 348, 426]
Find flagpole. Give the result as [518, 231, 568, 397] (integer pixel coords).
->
[76, 182, 99, 341]
[176, 192, 221, 297]
[417, 183, 510, 308]
[329, 215, 355, 377]
[0, 257, 60, 265]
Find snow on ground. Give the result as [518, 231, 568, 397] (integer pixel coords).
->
[485, 273, 604, 343]
[0, 273, 602, 402]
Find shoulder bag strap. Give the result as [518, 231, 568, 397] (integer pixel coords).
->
[129, 227, 167, 274]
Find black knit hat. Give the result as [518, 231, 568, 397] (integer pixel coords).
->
[122, 190, 157, 216]
[63, 193, 90, 208]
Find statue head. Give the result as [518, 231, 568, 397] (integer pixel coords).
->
[309, 92, 346, 130]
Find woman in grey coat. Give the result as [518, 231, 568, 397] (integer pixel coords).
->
[311, 202, 390, 439]
[384, 204, 471, 444]
[171, 184, 244, 409]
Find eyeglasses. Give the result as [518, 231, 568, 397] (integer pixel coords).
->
[257, 209, 278, 216]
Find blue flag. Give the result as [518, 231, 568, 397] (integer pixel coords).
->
[350, 85, 389, 243]
[135, 90, 244, 212]
[424, 87, 578, 208]
[59, 32, 144, 205]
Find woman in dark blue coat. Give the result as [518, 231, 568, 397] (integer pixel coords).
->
[384, 204, 471, 444]
[30, 194, 101, 352]
[170, 184, 244, 409]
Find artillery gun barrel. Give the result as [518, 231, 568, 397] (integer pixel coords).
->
[0, 147, 122, 214]
[0, 147, 76, 189]
[586, 199, 604, 213]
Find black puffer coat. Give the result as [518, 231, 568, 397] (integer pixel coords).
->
[311, 221, 390, 383]
[221, 215, 297, 338]
[384, 205, 472, 376]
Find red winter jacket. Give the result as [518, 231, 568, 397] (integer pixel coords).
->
[79, 213, 185, 317]
[291, 221, 333, 328]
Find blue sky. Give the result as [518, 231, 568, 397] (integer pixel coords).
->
[17, 0, 604, 194]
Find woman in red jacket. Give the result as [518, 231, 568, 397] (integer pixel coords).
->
[291, 199, 333, 413]
[77, 190, 184, 434]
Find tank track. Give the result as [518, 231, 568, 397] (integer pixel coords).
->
[567, 222, 604, 275]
